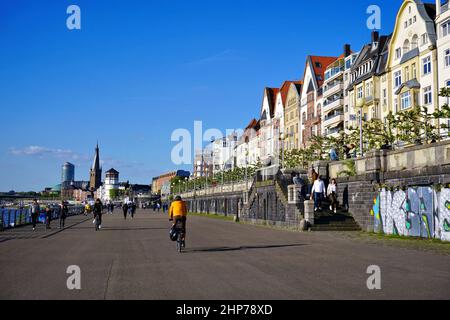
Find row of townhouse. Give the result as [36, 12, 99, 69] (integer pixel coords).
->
[193, 0, 450, 176]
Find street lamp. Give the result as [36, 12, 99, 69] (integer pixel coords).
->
[359, 109, 364, 158]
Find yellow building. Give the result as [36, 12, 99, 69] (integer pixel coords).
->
[386, 0, 438, 120]
[283, 81, 303, 150]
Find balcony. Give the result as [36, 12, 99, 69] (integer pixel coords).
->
[324, 112, 344, 128]
[323, 96, 344, 112]
[323, 81, 344, 99]
[326, 126, 344, 137]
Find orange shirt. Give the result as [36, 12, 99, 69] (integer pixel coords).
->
[169, 200, 187, 218]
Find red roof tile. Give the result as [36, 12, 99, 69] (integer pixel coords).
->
[310, 56, 338, 87]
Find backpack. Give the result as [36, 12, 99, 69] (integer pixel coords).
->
[169, 226, 178, 242]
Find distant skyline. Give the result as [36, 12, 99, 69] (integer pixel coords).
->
[0, 0, 403, 191]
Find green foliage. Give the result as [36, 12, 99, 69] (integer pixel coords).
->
[337, 159, 356, 177]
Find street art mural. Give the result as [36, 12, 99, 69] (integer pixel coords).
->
[376, 187, 450, 242]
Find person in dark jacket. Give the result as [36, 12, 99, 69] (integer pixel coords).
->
[93, 199, 103, 230]
[45, 205, 53, 230]
[60, 201, 69, 229]
[30, 199, 40, 231]
[131, 202, 137, 218]
[122, 202, 128, 220]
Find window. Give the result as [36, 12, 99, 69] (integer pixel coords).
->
[401, 92, 411, 110]
[383, 89, 387, 106]
[411, 35, 419, 49]
[423, 86, 432, 105]
[405, 66, 410, 81]
[396, 48, 402, 59]
[445, 49, 450, 67]
[423, 56, 431, 75]
[443, 20, 450, 37]
[394, 71, 402, 88]
[421, 33, 429, 46]
[365, 82, 372, 98]
[357, 87, 363, 99]
[413, 16, 416, 23]
[412, 63, 417, 79]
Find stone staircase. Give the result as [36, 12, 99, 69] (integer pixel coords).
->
[312, 210, 361, 231]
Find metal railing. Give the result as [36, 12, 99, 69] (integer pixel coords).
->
[0, 206, 85, 230]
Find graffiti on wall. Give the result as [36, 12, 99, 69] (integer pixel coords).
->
[374, 187, 450, 242]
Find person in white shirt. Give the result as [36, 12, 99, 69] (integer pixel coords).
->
[312, 176, 326, 212]
[327, 179, 338, 214]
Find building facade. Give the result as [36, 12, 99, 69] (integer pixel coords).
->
[322, 45, 352, 138]
[436, 0, 450, 134]
[61, 162, 75, 184]
[284, 82, 303, 150]
[387, 0, 438, 120]
[300, 56, 337, 147]
[348, 32, 391, 130]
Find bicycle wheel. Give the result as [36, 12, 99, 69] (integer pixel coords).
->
[177, 233, 182, 253]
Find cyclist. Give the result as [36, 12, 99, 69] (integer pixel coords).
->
[93, 198, 103, 230]
[169, 196, 188, 247]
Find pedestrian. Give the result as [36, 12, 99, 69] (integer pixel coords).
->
[45, 204, 53, 230]
[93, 198, 103, 230]
[30, 199, 40, 231]
[329, 147, 339, 161]
[106, 201, 111, 214]
[131, 202, 137, 218]
[110, 201, 115, 214]
[122, 202, 128, 220]
[157, 202, 161, 212]
[312, 175, 326, 212]
[327, 179, 338, 214]
[59, 200, 68, 229]
[293, 174, 306, 200]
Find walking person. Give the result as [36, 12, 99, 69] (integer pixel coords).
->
[312, 175, 326, 212]
[59, 201, 69, 229]
[122, 202, 129, 220]
[45, 204, 53, 230]
[327, 179, 338, 214]
[130, 202, 137, 218]
[106, 201, 111, 214]
[30, 199, 40, 231]
[93, 199, 103, 231]
[110, 202, 115, 215]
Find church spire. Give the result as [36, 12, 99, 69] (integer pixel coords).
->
[90, 142, 102, 191]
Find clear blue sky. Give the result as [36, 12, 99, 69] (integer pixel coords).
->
[0, 0, 402, 191]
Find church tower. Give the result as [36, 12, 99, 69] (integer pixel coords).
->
[89, 143, 102, 191]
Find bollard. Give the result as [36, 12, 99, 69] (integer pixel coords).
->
[303, 200, 315, 227]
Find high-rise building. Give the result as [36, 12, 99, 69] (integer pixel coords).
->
[61, 162, 75, 183]
[89, 143, 102, 191]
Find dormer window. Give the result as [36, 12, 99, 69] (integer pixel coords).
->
[315, 62, 322, 68]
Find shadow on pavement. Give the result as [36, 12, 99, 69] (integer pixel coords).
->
[184, 244, 309, 253]
[70, 227, 167, 231]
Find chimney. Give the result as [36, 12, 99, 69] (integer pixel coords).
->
[344, 44, 351, 57]
[436, 0, 441, 16]
[371, 31, 379, 44]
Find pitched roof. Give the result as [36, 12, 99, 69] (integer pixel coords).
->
[310, 56, 338, 87]
[265, 87, 280, 118]
[279, 80, 303, 105]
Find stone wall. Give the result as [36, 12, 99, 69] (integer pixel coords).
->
[330, 141, 450, 235]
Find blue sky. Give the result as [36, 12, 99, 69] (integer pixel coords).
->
[0, 0, 402, 191]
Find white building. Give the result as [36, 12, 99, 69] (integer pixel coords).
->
[259, 87, 279, 165]
[322, 45, 352, 138]
[436, 0, 450, 133]
[96, 168, 120, 202]
[235, 119, 261, 168]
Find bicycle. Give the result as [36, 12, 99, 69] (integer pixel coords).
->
[173, 219, 185, 253]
